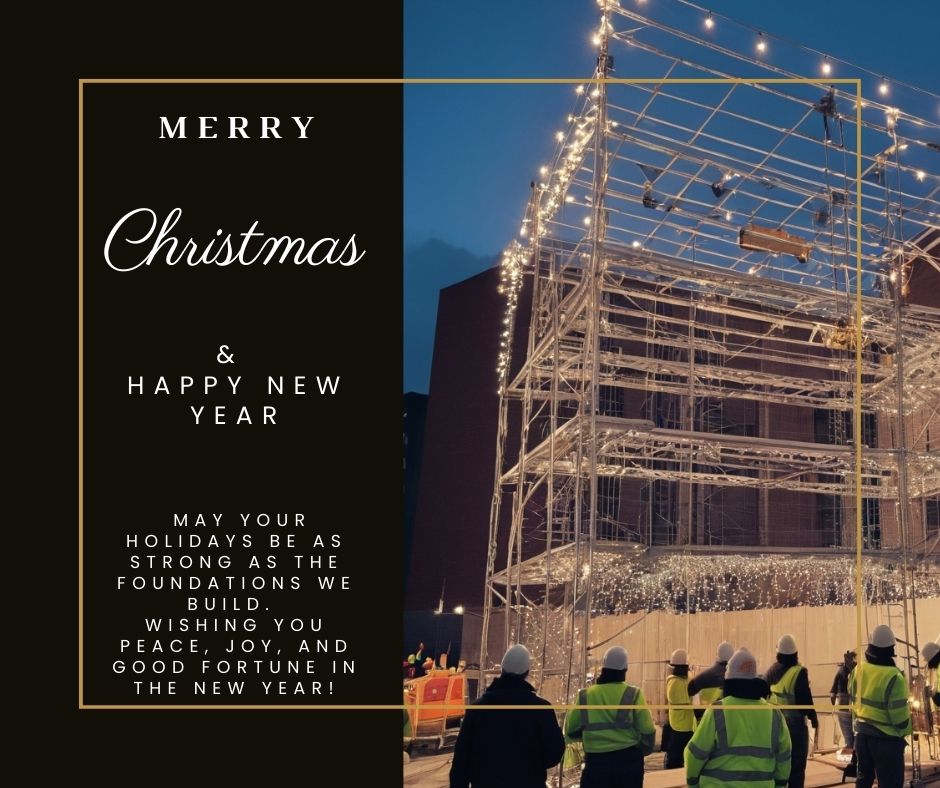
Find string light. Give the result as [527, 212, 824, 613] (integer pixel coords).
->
[704, 13, 714, 30]
[584, 216, 592, 226]
[632, 240, 641, 248]
[580, 555, 940, 616]
[576, 85, 585, 95]
[821, 58, 831, 76]
[916, 170, 926, 182]
[879, 79, 889, 96]
[540, 165, 549, 176]
[756, 32, 766, 54]
[592, 33, 602, 46]
[556, 131, 565, 142]
[494, 242, 529, 381]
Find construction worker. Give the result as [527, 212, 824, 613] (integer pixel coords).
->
[849, 625, 911, 788]
[923, 641, 940, 707]
[665, 648, 695, 769]
[450, 644, 564, 788]
[766, 634, 817, 788]
[565, 646, 655, 787]
[829, 650, 856, 756]
[685, 648, 791, 788]
[689, 641, 734, 719]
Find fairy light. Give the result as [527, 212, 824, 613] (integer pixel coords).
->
[555, 131, 565, 142]
[578, 554, 940, 616]
[821, 58, 832, 76]
[879, 80, 889, 96]
[725, 210, 733, 221]
[704, 13, 714, 30]
[495, 242, 529, 382]
[539, 165, 548, 176]
[576, 85, 585, 95]
[756, 32, 766, 54]
[632, 240, 641, 248]
[584, 216, 592, 226]
[592, 33, 602, 46]
[916, 170, 926, 182]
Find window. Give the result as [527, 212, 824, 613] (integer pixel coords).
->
[926, 497, 940, 539]
[863, 499, 881, 549]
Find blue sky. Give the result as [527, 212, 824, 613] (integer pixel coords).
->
[403, 0, 940, 391]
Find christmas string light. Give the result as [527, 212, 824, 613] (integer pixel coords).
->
[494, 241, 530, 383]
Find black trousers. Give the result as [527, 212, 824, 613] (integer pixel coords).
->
[786, 719, 808, 788]
[855, 732, 905, 788]
[581, 746, 645, 788]
[664, 729, 692, 769]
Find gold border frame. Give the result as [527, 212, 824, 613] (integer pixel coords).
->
[79, 76, 865, 710]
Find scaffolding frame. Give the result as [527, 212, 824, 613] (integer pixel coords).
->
[479, 4, 940, 776]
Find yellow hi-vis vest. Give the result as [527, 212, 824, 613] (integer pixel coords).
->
[849, 661, 912, 738]
[667, 674, 696, 732]
[685, 697, 792, 788]
[769, 665, 803, 724]
[699, 685, 723, 705]
[564, 682, 655, 755]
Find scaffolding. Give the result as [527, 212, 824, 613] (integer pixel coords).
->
[480, 0, 940, 776]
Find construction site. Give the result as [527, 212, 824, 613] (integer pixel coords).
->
[402, 1, 940, 785]
[433, 0, 940, 784]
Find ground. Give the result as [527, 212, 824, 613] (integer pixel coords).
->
[404, 748, 940, 787]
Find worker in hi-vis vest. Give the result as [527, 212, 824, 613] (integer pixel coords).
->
[849, 625, 912, 788]
[689, 641, 734, 720]
[766, 634, 817, 788]
[565, 646, 655, 787]
[922, 641, 940, 708]
[665, 648, 695, 769]
[685, 648, 791, 788]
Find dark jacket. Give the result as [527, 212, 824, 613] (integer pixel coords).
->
[688, 660, 727, 697]
[724, 677, 772, 700]
[829, 664, 853, 704]
[450, 675, 565, 788]
[766, 654, 819, 727]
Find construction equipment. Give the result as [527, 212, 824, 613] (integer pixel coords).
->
[404, 669, 468, 751]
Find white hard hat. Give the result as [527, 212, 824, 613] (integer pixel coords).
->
[777, 634, 798, 655]
[602, 646, 629, 671]
[670, 648, 688, 666]
[501, 644, 531, 674]
[870, 625, 896, 648]
[725, 648, 758, 680]
[717, 641, 734, 662]
[921, 642, 939, 663]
